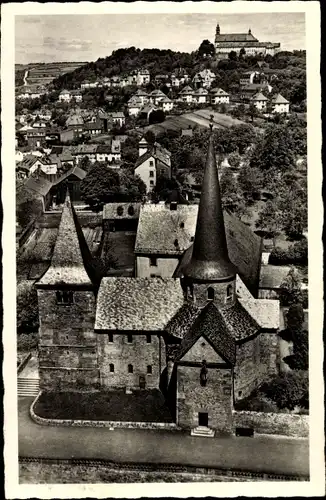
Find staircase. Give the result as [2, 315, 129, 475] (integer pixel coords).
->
[191, 426, 215, 438]
[18, 378, 40, 397]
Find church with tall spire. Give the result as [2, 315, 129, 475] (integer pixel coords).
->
[35, 131, 279, 436]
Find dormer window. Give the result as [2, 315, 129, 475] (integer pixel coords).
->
[207, 287, 214, 301]
[56, 290, 73, 305]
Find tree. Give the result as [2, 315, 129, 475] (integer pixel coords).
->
[149, 109, 165, 124]
[255, 200, 282, 240]
[16, 198, 43, 230]
[250, 124, 297, 173]
[260, 371, 308, 410]
[80, 163, 146, 209]
[248, 102, 259, 123]
[198, 39, 215, 58]
[239, 47, 246, 58]
[238, 163, 263, 200]
[228, 51, 238, 61]
[219, 169, 240, 212]
[17, 282, 39, 334]
[79, 156, 92, 173]
[279, 267, 303, 307]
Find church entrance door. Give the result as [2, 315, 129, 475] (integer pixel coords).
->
[139, 375, 146, 389]
[198, 412, 208, 427]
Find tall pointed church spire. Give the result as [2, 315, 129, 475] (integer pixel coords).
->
[37, 190, 95, 287]
[183, 125, 236, 282]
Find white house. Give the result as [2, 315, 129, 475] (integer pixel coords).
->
[193, 87, 209, 104]
[128, 97, 142, 117]
[96, 141, 121, 163]
[133, 89, 150, 105]
[178, 85, 194, 104]
[161, 96, 174, 113]
[149, 89, 167, 106]
[193, 69, 216, 89]
[59, 90, 72, 102]
[134, 139, 171, 192]
[251, 92, 268, 111]
[210, 88, 230, 105]
[271, 93, 290, 114]
[137, 69, 151, 86]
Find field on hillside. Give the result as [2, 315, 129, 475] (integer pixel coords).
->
[15, 62, 87, 88]
[141, 109, 248, 136]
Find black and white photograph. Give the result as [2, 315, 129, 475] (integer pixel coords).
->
[2, 1, 324, 497]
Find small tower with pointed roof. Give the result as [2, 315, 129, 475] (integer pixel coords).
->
[139, 137, 149, 157]
[182, 122, 237, 308]
[35, 191, 99, 392]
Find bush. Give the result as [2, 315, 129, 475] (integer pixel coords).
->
[234, 393, 279, 413]
[269, 238, 307, 265]
[17, 332, 38, 352]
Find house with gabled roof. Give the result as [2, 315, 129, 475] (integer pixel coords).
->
[134, 139, 172, 192]
[192, 87, 209, 104]
[251, 92, 268, 110]
[34, 131, 279, 436]
[210, 87, 230, 105]
[178, 85, 194, 104]
[270, 93, 290, 114]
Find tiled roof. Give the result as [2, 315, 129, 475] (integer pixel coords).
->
[52, 166, 87, 185]
[271, 93, 289, 104]
[85, 120, 103, 130]
[165, 303, 202, 339]
[259, 265, 291, 289]
[135, 204, 197, 255]
[24, 176, 53, 197]
[134, 143, 171, 169]
[193, 88, 209, 95]
[36, 193, 94, 287]
[239, 299, 280, 330]
[66, 114, 84, 126]
[215, 33, 258, 43]
[211, 88, 229, 96]
[174, 302, 236, 364]
[95, 277, 184, 331]
[71, 144, 98, 155]
[179, 85, 194, 94]
[252, 92, 268, 101]
[109, 112, 125, 118]
[103, 202, 141, 220]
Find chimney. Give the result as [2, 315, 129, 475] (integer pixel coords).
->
[139, 137, 148, 157]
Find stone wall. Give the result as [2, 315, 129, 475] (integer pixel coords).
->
[177, 364, 232, 433]
[37, 289, 99, 391]
[234, 331, 279, 401]
[97, 332, 166, 390]
[136, 255, 179, 278]
[232, 410, 309, 438]
[190, 279, 236, 309]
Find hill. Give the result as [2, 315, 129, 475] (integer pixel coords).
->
[15, 61, 88, 88]
[51, 47, 306, 109]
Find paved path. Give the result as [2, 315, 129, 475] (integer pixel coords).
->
[18, 398, 309, 477]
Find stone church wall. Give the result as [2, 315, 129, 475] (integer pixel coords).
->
[37, 289, 99, 392]
[97, 332, 166, 390]
[177, 364, 233, 433]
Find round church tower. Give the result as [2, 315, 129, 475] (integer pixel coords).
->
[182, 128, 237, 309]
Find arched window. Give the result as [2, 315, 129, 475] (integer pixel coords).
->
[109, 363, 114, 372]
[147, 365, 152, 374]
[128, 364, 133, 373]
[207, 287, 214, 300]
[117, 205, 124, 216]
[226, 284, 233, 302]
[128, 205, 135, 216]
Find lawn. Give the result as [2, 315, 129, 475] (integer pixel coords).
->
[34, 389, 174, 423]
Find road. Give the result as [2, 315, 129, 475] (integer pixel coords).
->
[18, 397, 309, 477]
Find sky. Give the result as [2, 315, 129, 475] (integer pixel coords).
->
[15, 12, 306, 65]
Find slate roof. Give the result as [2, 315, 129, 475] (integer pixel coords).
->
[239, 299, 279, 331]
[95, 278, 185, 331]
[218, 300, 260, 342]
[135, 143, 171, 169]
[36, 192, 95, 287]
[103, 202, 141, 220]
[66, 114, 84, 126]
[174, 302, 236, 364]
[85, 120, 103, 130]
[271, 93, 289, 104]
